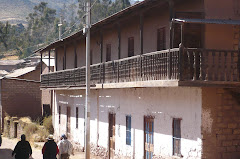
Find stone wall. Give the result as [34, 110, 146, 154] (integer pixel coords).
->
[202, 88, 240, 159]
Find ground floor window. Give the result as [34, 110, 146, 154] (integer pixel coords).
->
[126, 115, 131, 145]
[76, 107, 79, 129]
[59, 106, 61, 124]
[173, 118, 181, 156]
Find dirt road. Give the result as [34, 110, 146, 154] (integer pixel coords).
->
[0, 137, 101, 159]
[0, 137, 42, 159]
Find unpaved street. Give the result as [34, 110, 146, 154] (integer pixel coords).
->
[0, 137, 42, 159]
[0, 137, 101, 159]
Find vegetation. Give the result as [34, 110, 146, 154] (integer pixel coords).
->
[20, 116, 53, 142]
[42, 115, 54, 134]
[0, 0, 131, 59]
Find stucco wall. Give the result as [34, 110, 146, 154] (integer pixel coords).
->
[53, 87, 202, 158]
[204, 0, 240, 20]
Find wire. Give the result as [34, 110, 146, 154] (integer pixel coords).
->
[0, 0, 99, 55]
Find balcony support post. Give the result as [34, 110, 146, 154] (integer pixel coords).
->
[55, 49, 58, 71]
[40, 52, 43, 74]
[100, 31, 103, 83]
[140, 13, 144, 79]
[178, 23, 184, 81]
[48, 50, 51, 73]
[74, 41, 77, 68]
[118, 24, 121, 82]
[64, 45, 66, 70]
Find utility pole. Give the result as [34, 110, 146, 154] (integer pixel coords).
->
[58, 17, 63, 40]
[85, 0, 91, 158]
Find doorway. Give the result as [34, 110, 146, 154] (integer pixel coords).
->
[14, 122, 18, 138]
[109, 113, 115, 159]
[144, 116, 154, 159]
[66, 107, 71, 138]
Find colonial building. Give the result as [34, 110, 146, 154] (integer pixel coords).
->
[38, 0, 240, 158]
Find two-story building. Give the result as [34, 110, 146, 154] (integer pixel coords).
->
[38, 0, 240, 158]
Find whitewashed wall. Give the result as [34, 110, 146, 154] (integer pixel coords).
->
[53, 87, 202, 158]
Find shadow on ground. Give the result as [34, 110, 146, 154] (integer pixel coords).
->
[0, 148, 13, 159]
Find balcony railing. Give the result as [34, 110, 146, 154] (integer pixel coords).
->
[41, 48, 240, 87]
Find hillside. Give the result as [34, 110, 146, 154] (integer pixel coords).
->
[0, 0, 77, 25]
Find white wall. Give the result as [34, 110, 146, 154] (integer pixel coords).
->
[53, 87, 202, 158]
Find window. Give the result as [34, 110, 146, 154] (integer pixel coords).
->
[59, 106, 61, 124]
[90, 50, 93, 65]
[106, 44, 111, 62]
[157, 27, 166, 51]
[126, 115, 131, 145]
[76, 107, 79, 129]
[128, 37, 134, 57]
[173, 118, 181, 156]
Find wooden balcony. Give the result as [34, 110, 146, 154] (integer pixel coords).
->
[41, 48, 240, 89]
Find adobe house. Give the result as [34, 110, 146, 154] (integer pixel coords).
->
[0, 61, 51, 131]
[38, 0, 240, 158]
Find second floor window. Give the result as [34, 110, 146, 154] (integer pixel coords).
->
[128, 37, 134, 57]
[157, 27, 166, 51]
[90, 50, 93, 65]
[106, 44, 111, 62]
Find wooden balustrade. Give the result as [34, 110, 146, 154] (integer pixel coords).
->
[182, 48, 240, 82]
[41, 48, 240, 88]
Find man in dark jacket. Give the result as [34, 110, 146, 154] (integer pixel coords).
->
[0, 133, 2, 147]
[12, 134, 32, 159]
[42, 134, 59, 159]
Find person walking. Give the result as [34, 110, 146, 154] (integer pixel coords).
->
[57, 134, 73, 159]
[0, 133, 2, 147]
[12, 134, 32, 159]
[42, 134, 59, 159]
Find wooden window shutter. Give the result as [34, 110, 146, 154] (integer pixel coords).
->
[128, 37, 134, 57]
[106, 44, 111, 62]
[157, 27, 166, 51]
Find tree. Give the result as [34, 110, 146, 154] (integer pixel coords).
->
[0, 22, 9, 49]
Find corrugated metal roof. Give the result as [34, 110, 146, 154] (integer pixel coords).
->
[5, 67, 36, 78]
[0, 60, 24, 65]
[172, 18, 240, 25]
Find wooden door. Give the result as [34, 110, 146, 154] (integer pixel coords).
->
[173, 119, 181, 156]
[66, 107, 71, 138]
[144, 116, 154, 159]
[109, 113, 115, 159]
